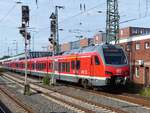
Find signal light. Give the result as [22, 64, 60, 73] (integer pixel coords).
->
[51, 19, 56, 33]
[22, 6, 29, 23]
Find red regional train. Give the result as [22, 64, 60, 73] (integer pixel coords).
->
[2, 43, 129, 87]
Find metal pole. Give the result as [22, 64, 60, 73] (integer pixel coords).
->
[24, 22, 28, 85]
[32, 32, 34, 51]
[16, 41, 18, 55]
[55, 6, 64, 54]
[24, 22, 30, 95]
[55, 6, 59, 54]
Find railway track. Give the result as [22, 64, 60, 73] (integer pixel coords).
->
[1, 72, 127, 113]
[0, 86, 35, 113]
[59, 81, 150, 108]
[4, 71, 150, 108]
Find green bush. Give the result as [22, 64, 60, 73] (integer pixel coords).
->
[43, 75, 50, 85]
[140, 87, 150, 97]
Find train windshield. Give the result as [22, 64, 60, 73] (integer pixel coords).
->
[103, 48, 127, 65]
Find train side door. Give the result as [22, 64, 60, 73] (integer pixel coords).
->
[90, 56, 94, 76]
[92, 55, 101, 77]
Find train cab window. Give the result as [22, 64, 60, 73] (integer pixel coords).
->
[76, 60, 80, 70]
[94, 56, 100, 65]
[71, 61, 75, 69]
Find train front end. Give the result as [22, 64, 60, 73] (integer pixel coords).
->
[102, 45, 129, 85]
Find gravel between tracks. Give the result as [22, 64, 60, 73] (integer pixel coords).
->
[0, 88, 27, 113]
[44, 84, 150, 113]
[2, 72, 150, 113]
[0, 76, 76, 113]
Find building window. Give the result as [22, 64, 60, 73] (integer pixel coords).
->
[120, 45, 124, 49]
[135, 67, 140, 78]
[135, 43, 140, 50]
[126, 44, 131, 51]
[145, 42, 150, 49]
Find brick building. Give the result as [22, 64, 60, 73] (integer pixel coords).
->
[60, 27, 150, 86]
[118, 35, 150, 86]
[61, 43, 70, 52]
[119, 27, 150, 38]
[93, 33, 106, 44]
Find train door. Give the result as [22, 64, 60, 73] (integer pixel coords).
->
[144, 67, 149, 87]
[90, 56, 94, 76]
[92, 55, 102, 77]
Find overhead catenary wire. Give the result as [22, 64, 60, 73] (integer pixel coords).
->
[37, 2, 105, 32]
[0, 4, 17, 24]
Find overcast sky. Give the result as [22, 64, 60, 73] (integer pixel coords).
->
[0, 0, 150, 57]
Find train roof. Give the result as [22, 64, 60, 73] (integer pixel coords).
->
[63, 43, 122, 55]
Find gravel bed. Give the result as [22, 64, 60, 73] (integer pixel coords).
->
[44, 83, 150, 113]
[3, 72, 150, 113]
[0, 76, 76, 113]
[0, 88, 27, 113]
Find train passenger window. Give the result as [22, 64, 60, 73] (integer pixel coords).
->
[50, 63, 53, 70]
[62, 62, 66, 72]
[66, 62, 70, 72]
[49, 63, 51, 69]
[43, 63, 46, 69]
[54, 62, 58, 71]
[71, 61, 75, 69]
[16, 63, 18, 68]
[58, 62, 61, 72]
[76, 60, 80, 70]
[36, 63, 39, 70]
[32, 63, 35, 69]
[27, 64, 30, 68]
[94, 56, 100, 65]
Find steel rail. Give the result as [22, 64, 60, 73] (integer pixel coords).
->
[0, 86, 35, 113]
[1, 72, 127, 113]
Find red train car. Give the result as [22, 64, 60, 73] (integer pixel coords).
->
[3, 43, 129, 87]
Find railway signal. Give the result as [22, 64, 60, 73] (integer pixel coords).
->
[19, 5, 31, 95]
[22, 6, 29, 24]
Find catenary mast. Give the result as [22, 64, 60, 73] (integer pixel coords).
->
[106, 0, 120, 44]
